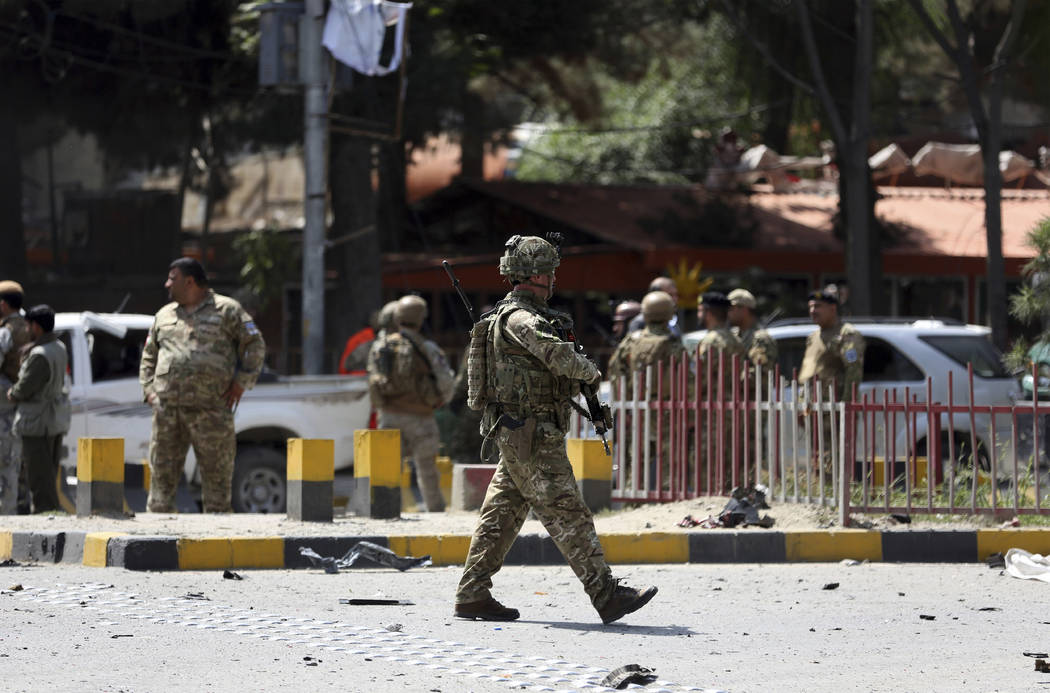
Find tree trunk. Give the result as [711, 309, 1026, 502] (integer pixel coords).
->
[0, 97, 27, 282]
[983, 78, 1007, 350]
[461, 89, 485, 179]
[845, 0, 876, 317]
[329, 136, 381, 361]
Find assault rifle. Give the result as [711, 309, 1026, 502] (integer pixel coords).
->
[442, 259, 613, 453]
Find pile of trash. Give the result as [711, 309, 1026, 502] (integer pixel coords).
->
[678, 484, 775, 529]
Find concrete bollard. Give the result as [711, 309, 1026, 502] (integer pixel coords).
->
[286, 438, 334, 522]
[351, 430, 401, 519]
[567, 439, 612, 513]
[436, 455, 453, 506]
[77, 438, 125, 517]
[451, 464, 496, 511]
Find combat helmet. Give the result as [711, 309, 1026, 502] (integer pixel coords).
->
[377, 300, 400, 332]
[498, 235, 560, 281]
[396, 295, 428, 328]
[641, 291, 675, 323]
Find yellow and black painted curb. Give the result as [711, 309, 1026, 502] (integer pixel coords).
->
[3, 528, 1050, 571]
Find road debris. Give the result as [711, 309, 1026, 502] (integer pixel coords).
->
[1036, 659, 1050, 673]
[0, 559, 20, 567]
[223, 570, 244, 580]
[339, 597, 414, 606]
[385, 623, 403, 632]
[919, 614, 936, 621]
[986, 552, 1006, 569]
[718, 485, 775, 528]
[299, 541, 432, 574]
[1004, 548, 1050, 583]
[822, 583, 840, 590]
[182, 592, 210, 601]
[600, 664, 658, 689]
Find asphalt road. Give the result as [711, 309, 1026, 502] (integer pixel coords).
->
[1, 561, 1047, 692]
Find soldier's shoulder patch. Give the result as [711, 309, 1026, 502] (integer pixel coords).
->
[844, 348, 859, 363]
[244, 321, 260, 336]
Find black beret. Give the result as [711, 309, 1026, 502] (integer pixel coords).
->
[700, 291, 730, 308]
[808, 288, 839, 305]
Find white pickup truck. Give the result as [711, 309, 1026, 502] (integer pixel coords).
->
[54, 312, 371, 512]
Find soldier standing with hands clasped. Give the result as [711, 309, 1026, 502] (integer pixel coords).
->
[454, 235, 657, 625]
[139, 258, 266, 513]
[799, 285, 864, 403]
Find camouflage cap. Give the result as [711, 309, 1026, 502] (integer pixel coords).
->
[728, 288, 756, 310]
[377, 300, 400, 331]
[0, 280, 24, 297]
[641, 291, 675, 322]
[396, 295, 428, 327]
[498, 235, 560, 280]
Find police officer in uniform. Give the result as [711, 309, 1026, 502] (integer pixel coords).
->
[728, 288, 778, 371]
[799, 285, 864, 402]
[0, 281, 30, 514]
[139, 258, 266, 513]
[367, 295, 454, 512]
[454, 235, 657, 625]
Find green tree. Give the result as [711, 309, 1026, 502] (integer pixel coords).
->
[1007, 217, 1050, 369]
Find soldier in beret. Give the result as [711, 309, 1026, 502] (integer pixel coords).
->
[799, 285, 864, 403]
[696, 291, 746, 485]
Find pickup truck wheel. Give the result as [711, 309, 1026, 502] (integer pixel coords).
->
[232, 446, 286, 513]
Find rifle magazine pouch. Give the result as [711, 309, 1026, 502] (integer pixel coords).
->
[466, 319, 491, 411]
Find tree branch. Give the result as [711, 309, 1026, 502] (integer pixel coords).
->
[714, 0, 814, 96]
[794, 0, 846, 147]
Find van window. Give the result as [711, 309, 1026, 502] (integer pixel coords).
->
[919, 335, 1009, 378]
[864, 337, 924, 382]
[88, 328, 148, 383]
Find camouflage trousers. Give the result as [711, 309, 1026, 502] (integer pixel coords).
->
[378, 409, 445, 512]
[0, 408, 21, 514]
[148, 405, 235, 513]
[456, 414, 616, 612]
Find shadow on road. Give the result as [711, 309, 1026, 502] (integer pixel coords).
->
[519, 620, 696, 636]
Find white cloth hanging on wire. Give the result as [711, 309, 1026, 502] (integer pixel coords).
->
[322, 0, 412, 77]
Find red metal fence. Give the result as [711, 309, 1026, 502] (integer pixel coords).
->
[569, 354, 1050, 524]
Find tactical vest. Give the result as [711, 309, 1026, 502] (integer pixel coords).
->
[484, 298, 572, 417]
[372, 330, 443, 413]
[0, 314, 31, 383]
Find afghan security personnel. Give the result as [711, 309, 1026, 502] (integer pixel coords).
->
[367, 295, 454, 512]
[799, 285, 864, 402]
[728, 288, 778, 374]
[0, 281, 30, 514]
[696, 291, 746, 478]
[139, 258, 266, 513]
[7, 305, 70, 513]
[628, 277, 681, 336]
[607, 290, 688, 491]
[455, 235, 657, 625]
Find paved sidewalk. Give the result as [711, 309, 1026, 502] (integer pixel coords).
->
[3, 508, 1050, 570]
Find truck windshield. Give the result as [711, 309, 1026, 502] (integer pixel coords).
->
[919, 335, 1009, 378]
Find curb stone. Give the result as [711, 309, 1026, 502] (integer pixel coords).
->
[3, 528, 1050, 569]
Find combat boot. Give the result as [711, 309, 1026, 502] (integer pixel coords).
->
[454, 596, 520, 621]
[598, 582, 658, 624]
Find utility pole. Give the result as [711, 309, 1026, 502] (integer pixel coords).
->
[300, 0, 327, 374]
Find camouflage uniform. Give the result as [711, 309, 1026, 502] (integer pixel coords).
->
[0, 313, 30, 514]
[607, 323, 688, 491]
[456, 288, 617, 611]
[799, 320, 864, 477]
[139, 291, 266, 513]
[798, 321, 864, 402]
[367, 322, 454, 512]
[698, 324, 746, 484]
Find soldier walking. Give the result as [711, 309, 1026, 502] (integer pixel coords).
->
[139, 258, 266, 513]
[367, 295, 454, 512]
[455, 235, 657, 625]
[0, 281, 30, 514]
